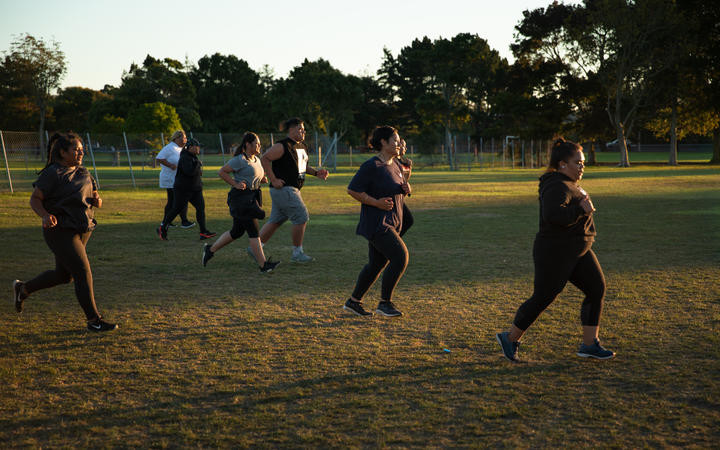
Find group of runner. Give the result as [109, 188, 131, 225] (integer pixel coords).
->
[12, 120, 615, 361]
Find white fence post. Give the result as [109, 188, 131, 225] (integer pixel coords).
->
[1, 131, 13, 193]
[219, 132, 226, 164]
[123, 132, 137, 188]
[85, 132, 100, 188]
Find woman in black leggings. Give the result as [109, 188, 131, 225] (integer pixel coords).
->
[343, 126, 410, 317]
[496, 138, 614, 361]
[13, 132, 117, 331]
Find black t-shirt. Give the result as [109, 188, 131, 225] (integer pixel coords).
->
[348, 156, 405, 240]
[33, 163, 98, 232]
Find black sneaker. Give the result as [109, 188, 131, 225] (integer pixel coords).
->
[181, 220, 196, 229]
[87, 318, 118, 332]
[13, 280, 27, 313]
[201, 243, 214, 267]
[157, 226, 168, 241]
[496, 331, 520, 362]
[343, 298, 373, 316]
[376, 301, 402, 317]
[199, 231, 217, 240]
[260, 259, 280, 273]
[577, 338, 615, 359]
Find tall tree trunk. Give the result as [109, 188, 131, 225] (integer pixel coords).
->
[445, 126, 454, 171]
[668, 98, 678, 166]
[710, 127, 720, 164]
[614, 87, 630, 167]
[38, 105, 46, 158]
[587, 141, 597, 165]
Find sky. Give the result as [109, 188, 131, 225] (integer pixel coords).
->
[0, 0, 568, 91]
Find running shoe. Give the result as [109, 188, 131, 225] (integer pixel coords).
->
[496, 331, 520, 362]
[577, 338, 615, 359]
[87, 318, 118, 332]
[259, 259, 280, 273]
[201, 243, 214, 267]
[13, 280, 26, 313]
[156, 226, 168, 241]
[343, 298, 373, 317]
[181, 221, 196, 229]
[376, 301, 402, 317]
[199, 231, 217, 240]
[291, 251, 313, 263]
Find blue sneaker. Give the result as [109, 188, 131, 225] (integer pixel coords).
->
[577, 338, 615, 359]
[496, 331, 520, 362]
[291, 251, 313, 263]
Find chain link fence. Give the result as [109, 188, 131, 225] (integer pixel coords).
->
[1, 130, 554, 192]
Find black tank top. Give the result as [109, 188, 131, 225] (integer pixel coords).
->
[271, 137, 306, 189]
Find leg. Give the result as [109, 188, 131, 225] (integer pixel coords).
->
[568, 249, 606, 345]
[375, 229, 409, 301]
[249, 237, 266, 267]
[400, 203, 414, 237]
[291, 223, 306, 247]
[210, 231, 235, 253]
[258, 221, 281, 244]
[163, 189, 191, 229]
[188, 190, 208, 233]
[261, 187, 289, 244]
[163, 188, 174, 224]
[23, 229, 74, 296]
[350, 240, 389, 301]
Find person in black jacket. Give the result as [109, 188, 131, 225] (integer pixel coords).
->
[157, 138, 216, 240]
[496, 138, 614, 361]
[13, 132, 117, 331]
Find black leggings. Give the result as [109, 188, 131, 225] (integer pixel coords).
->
[351, 228, 409, 302]
[24, 228, 101, 321]
[400, 203, 413, 237]
[163, 189, 209, 233]
[163, 188, 188, 223]
[513, 238, 605, 330]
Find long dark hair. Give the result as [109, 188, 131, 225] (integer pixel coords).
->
[546, 138, 582, 172]
[43, 132, 82, 171]
[369, 125, 397, 151]
[234, 132, 259, 157]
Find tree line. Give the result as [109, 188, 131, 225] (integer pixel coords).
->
[1, 0, 718, 165]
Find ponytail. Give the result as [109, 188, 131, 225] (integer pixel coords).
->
[546, 137, 582, 172]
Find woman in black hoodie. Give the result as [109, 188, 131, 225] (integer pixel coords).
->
[157, 138, 216, 240]
[496, 138, 614, 362]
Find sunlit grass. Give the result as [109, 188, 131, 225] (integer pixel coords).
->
[0, 165, 718, 447]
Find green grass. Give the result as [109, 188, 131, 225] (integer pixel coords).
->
[1, 164, 719, 447]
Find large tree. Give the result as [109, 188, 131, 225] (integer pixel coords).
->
[52, 86, 107, 132]
[190, 53, 267, 132]
[0, 34, 66, 147]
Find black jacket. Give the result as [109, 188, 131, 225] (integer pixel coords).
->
[537, 171, 595, 241]
[174, 149, 203, 191]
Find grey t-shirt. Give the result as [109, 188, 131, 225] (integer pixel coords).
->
[228, 154, 264, 190]
[33, 163, 98, 232]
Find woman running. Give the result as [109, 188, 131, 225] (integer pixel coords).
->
[13, 132, 117, 331]
[398, 138, 414, 236]
[201, 132, 279, 273]
[156, 130, 194, 229]
[157, 138, 216, 241]
[343, 126, 410, 317]
[496, 138, 614, 361]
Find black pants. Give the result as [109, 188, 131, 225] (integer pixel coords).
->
[163, 189, 209, 233]
[351, 228, 409, 302]
[513, 238, 605, 330]
[400, 203, 413, 237]
[24, 227, 101, 321]
[163, 188, 188, 224]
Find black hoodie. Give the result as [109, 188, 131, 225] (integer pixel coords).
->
[537, 171, 595, 241]
[174, 148, 203, 191]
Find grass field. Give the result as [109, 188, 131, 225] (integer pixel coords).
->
[1, 163, 719, 447]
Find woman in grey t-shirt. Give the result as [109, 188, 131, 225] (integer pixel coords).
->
[201, 132, 279, 273]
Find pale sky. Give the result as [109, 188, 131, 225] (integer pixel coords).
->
[0, 0, 569, 91]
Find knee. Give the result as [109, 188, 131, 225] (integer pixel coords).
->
[60, 273, 73, 284]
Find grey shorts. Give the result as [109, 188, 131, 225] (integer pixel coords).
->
[268, 186, 309, 225]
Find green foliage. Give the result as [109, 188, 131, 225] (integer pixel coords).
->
[51, 86, 106, 132]
[125, 101, 182, 135]
[91, 114, 125, 134]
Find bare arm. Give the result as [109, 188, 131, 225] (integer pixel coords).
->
[260, 143, 286, 188]
[218, 164, 246, 190]
[29, 187, 57, 228]
[156, 158, 176, 170]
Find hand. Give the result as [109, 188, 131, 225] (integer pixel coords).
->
[271, 178, 286, 189]
[375, 197, 394, 211]
[261, 176, 268, 184]
[171, 164, 177, 170]
[42, 214, 57, 228]
[580, 195, 595, 214]
[88, 192, 102, 208]
[401, 182, 412, 195]
[316, 169, 329, 180]
[235, 181, 247, 190]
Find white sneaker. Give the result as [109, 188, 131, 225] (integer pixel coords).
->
[291, 251, 313, 263]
